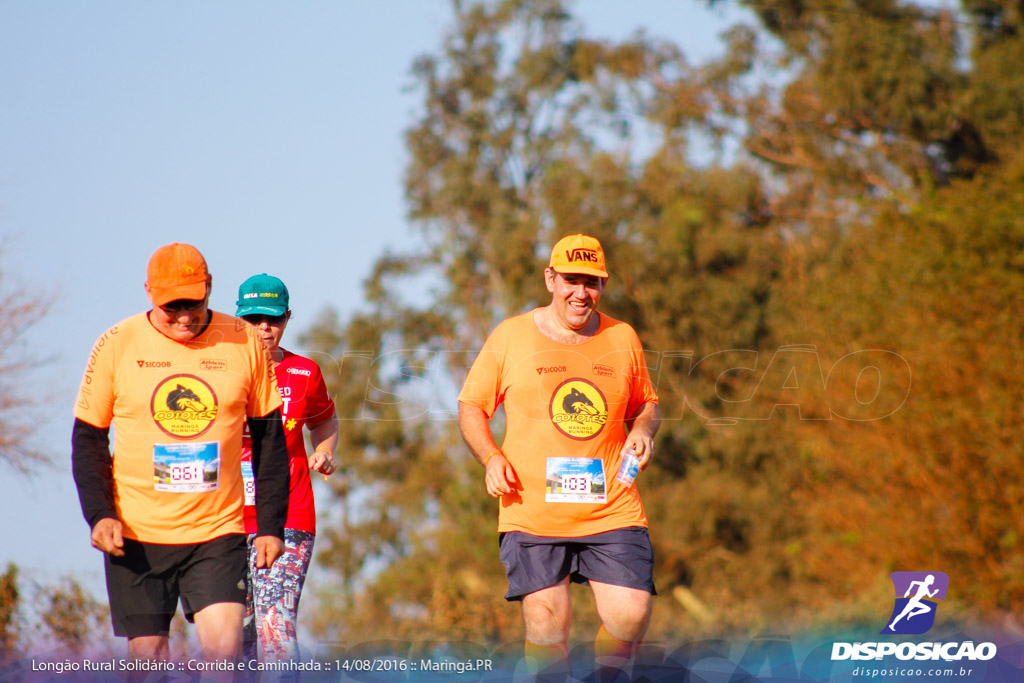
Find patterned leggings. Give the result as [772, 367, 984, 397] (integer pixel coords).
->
[243, 529, 315, 669]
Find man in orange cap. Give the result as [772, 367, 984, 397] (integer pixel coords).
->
[72, 243, 290, 665]
[458, 234, 660, 680]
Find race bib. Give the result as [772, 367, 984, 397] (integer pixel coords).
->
[545, 457, 606, 503]
[241, 461, 255, 506]
[153, 442, 220, 493]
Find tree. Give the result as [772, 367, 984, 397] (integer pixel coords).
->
[307, 0, 791, 643]
[37, 578, 107, 656]
[0, 564, 19, 663]
[0, 564, 109, 661]
[0, 257, 93, 658]
[0, 254, 51, 473]
[303, 0, 1024, 642]
[742, 0, 967, 195]
[773, 149, 1024, 623]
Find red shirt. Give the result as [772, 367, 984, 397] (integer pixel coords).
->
[241, 349, 336, 534]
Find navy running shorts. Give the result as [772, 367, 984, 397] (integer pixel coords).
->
[498, 526, 656, 601]
[104, 533, 247, 638]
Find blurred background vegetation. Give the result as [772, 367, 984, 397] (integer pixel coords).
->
[3, 0, 1022, 660]
[302, 0, 1023, 646]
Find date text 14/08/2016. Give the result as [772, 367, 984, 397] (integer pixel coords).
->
[337, 659, 494, 674]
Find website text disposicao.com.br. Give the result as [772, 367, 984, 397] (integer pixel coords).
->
[851, 665, 977, 678]
[834, 639, 996, 679]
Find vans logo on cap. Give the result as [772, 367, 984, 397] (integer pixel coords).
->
[566, 248, 599, 263]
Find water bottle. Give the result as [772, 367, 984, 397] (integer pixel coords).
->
[615, 448, 640, 486]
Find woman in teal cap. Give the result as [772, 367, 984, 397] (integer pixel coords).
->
[235, 273, 339, 672]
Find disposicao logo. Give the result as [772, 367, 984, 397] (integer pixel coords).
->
[831, 571, 997, 663]
[882, 571, 948, 635]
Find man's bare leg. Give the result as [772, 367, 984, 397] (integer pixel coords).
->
[522, 577, 572, 676]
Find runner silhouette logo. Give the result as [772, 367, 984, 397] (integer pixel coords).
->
[881, 571, 949, 635]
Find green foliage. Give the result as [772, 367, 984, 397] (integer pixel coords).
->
[0, 565, 108, 660]
[37, 579, 107, 655]
[303, 0, 1024, 643]
[778, 150, 1024, 619]
[0, 564, 19, 663]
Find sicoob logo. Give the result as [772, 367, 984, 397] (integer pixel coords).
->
[881, 571, 949, 635]
[549, 379, 608, 440]
[151, 374, 219, 438]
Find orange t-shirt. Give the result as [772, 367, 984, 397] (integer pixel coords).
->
[458, 310, 658, 537]
[74, 311, 282, 544]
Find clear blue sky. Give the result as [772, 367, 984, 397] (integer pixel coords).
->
[0, 0, 746, 627]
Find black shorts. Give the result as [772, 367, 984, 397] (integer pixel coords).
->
[498, 527, 656, 601]
[104, 533, 247, 638]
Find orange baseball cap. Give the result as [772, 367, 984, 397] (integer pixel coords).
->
[146, 243, 210, 306]
[549, 234, 608, 277]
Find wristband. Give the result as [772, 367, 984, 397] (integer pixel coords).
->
[484, 450, 501, 466]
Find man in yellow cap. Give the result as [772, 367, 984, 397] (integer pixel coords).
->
[72, 243, 289, 665]
[458, 234, 660, 680]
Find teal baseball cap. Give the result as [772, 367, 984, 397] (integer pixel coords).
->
[236, 273, 290, 316]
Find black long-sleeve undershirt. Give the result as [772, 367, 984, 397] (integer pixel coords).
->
[71, 409, 290, 540]
[71, 419, 116, 529]
[247, 409, 289, 539]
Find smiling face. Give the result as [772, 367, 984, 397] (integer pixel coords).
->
[544, 267, 606, 332]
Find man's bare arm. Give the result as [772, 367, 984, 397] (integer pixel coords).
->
[458, 401, 518, 497]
